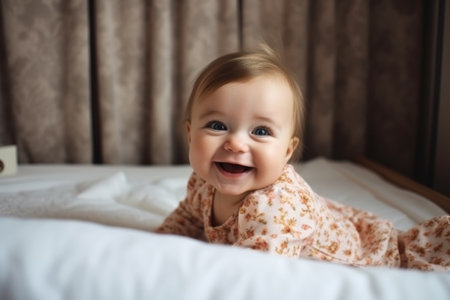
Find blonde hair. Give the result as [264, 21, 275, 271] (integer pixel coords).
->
[185, 45, 304, 149]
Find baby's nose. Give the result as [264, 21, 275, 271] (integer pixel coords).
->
[224, 133, 250, 153]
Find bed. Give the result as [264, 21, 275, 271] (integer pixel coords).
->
[1, 157, 449, 300]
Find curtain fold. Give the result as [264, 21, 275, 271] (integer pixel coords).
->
[0, 0, 428, 179]
[93, 0, 148, 164]
[304, 0, 337, 159]
[333, 0, 369, 159]
[367, 0, 424, 176]
[1, 0, 91, 163]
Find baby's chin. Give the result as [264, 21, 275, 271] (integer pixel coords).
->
[207, 176, 272, 197]
[211, 184, 253, 200]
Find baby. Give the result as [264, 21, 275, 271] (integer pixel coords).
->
[156, 46, 450, 271]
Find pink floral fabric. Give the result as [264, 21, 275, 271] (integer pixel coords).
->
[156, 165, 450, 270]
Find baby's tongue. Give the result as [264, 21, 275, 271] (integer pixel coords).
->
[220, 163, 249, 173]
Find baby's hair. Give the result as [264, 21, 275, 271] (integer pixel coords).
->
[185, 44, 304, 150]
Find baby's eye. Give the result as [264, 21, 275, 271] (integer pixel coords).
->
[206, 121, 227, 131]
[252, 126, 271, 136]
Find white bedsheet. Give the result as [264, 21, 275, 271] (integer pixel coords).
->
[0, 158, 449, 300]
[0, 158, 445, 231]
[1, 217, 449, 300]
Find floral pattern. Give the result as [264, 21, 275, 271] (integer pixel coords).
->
[156, 165, 450, 270]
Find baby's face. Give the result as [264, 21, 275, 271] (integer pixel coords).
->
[186, 75, 298, 199]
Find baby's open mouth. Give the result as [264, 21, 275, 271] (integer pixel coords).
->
[216, 162, 253, 174]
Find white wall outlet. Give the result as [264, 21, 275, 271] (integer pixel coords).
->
[0, 145, 18, 177]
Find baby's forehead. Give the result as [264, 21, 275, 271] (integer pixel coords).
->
[194, 75, 295, 117]
[187, 72, 298, 123]
[204, 73, 292, 98]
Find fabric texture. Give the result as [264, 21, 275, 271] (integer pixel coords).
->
[0, 1, 427, 178]
[157, 165, 450, 270]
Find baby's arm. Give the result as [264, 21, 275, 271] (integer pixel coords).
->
[155, 173, 205, 239]
[155, 200, 204, 239]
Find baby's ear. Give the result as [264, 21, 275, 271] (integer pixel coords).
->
[285, 137, 299, 162]
[185, 121, 192, 144]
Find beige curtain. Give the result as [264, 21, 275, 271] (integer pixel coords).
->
[0, 0, 426, 178]
[0, 0, 92, 163]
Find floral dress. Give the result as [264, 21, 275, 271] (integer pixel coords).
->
[156, 165, 450, 270]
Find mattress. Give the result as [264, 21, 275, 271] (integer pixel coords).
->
[0, 158, 449, 300]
